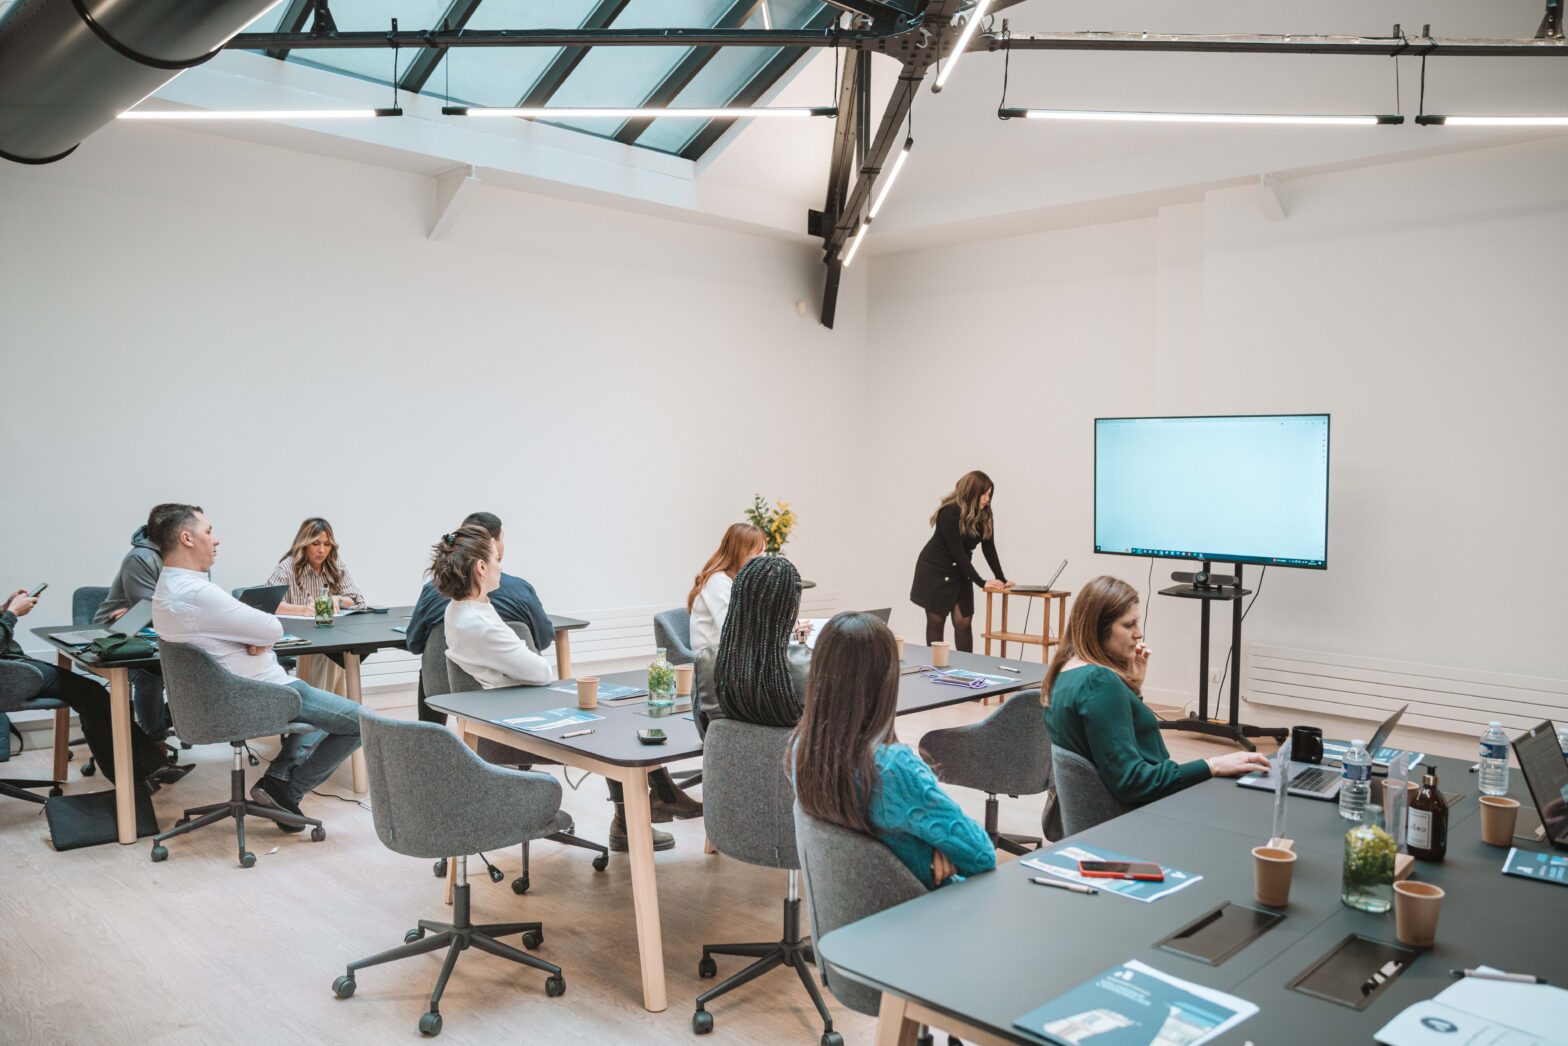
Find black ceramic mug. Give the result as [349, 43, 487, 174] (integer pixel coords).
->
[1290, 725, 1324, 764]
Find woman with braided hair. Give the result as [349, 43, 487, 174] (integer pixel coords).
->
[693, 554, 812, 737]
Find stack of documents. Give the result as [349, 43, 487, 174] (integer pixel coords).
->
[1376, 967, 1567, 1045]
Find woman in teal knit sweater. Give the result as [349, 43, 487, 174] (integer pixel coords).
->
[1044, 576, 1269, 806]
[793, 612, 995, 889]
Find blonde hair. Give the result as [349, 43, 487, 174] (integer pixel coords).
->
[1043, 575, 1142, 700]
[687, 523, 766, 611]
[283, 518, 345, 592]
[930, 470, 994, 540]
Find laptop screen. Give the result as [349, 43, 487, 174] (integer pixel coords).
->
[1512, 722, 1568, 850]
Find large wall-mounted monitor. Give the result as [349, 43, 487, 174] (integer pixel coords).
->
[1094, 414, 1330, 569]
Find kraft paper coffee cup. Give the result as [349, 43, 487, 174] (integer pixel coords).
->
[674, 663, 694, 697]
[1394, 881, 1444, 948]
[575, 676, 600, 710]
[895, 636, 905, 660]
[931, 641, 949, 668]
[1251, 846, 1297, 908]
[1479, 796, 1520, 846]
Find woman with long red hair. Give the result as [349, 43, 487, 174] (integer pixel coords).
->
[688, 522, 766, 653]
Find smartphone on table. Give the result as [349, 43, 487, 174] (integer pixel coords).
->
[1077, 860, 1164, 881]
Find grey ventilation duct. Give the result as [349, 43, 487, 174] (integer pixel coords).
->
[0, 0, 279, 164]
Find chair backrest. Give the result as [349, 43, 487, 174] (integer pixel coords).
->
[920, 688, 1051, 797]
[702, 718, 798, 869]
[793, 801, 926, 1016]
[157, 641, 303, 746]
[73, 586, 109, 626]
[0, 661, 48, 712]
[442, 620, 537, 766]
[421, 620, 451, 698]
[1051, 746, 1135, 836]
[652, 607, 695, 665]
[360, 708, 562, 859]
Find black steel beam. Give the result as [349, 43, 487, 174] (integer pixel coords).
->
[614, 0, 758, 143]
[984, 30, 1568, 58]
[398, 0, 487, 94]
[230, 26, 881, 50]
[261, 0, 314, 60]
[816, 48, 862, 328]
[820, 0, 905, 28]
[516, 0, 630, 108]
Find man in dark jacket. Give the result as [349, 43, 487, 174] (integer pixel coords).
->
[93, 512, 173, 738]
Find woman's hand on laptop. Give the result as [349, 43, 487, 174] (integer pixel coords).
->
[1206, 752, 1272, 778]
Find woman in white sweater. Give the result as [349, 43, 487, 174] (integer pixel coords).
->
[688, 523, 766, 653]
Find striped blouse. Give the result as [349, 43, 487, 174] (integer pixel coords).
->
[265, 558, 368, 610]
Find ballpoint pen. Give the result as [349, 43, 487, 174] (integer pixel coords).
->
[1452, 969, 1548, 984]
[1030, 876, 1098, 895]
[559, 729, 594, 739]
[997, 665, 1021, 674]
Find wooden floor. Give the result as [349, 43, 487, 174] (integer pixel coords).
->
[0, 693, 1255, 1045]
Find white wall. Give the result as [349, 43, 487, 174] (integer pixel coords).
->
[0, 123, 867, 658]
[866, 137, 1568, 738]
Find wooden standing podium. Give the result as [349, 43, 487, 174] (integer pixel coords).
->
[981, 590, 1069, 700]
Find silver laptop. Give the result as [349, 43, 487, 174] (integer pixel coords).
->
[1238, 704, 1410, 802]
[53, 599, 155, 647]
[1010, 560, 1068, 594]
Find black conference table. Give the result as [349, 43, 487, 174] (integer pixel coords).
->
[33, 607, 588, 845]
[429, 643, 1047, 1014]
[817, 751, 1568, 1045]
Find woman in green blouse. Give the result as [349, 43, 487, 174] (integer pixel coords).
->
[1044, 576, 1269, 806]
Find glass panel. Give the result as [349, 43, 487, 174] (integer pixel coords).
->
[420, 0, 599, 106]
[544, 0, 734, 138]
[286, 0, 452, 84]
[236, 0, 288, 36]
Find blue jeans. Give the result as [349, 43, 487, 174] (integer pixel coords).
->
[265, 680, 363, 805]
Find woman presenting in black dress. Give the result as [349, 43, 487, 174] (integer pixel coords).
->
[910, 470, 1010, 651]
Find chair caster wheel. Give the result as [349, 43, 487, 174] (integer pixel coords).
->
[822, 1033, 844, 1046]
[522, 930, 543, 949]
[917, 1034, 933, 1046]
[405, 928, 425, 944]
[697, 955, 717, 979]
[487, 865, 504, 884]
[693, 1009, 714, 1035]
[310, 826, 326, 842]
[512, 875, 530, 895]
[81, 762, 95, 777]
[592, 854, 609, 872]
[545, 974, 565, 997]
[418, 1011, 442, 1036]
[48, 786, 63, 797]
[150, 844, 168, 862]
[239, 851, 257, 868]
[332, 975, 356, 999]
[432, 858, 447, 877]
[948, 1037, 964, 1046]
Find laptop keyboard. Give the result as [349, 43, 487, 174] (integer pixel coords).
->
[52, 629, 111, 646]
[1290, 767, 1338, 792]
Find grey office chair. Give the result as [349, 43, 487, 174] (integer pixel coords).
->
[0, 661, 65, 803]
[1051, 746, 1135, 836]
[693, 719, 838, 1045]
[652, 607, 696, 665]
[332, 710, 565, 1037]
[148, 641, 324, 867]
[435, 623, 609, 893]
[918, 689, 1055, 854]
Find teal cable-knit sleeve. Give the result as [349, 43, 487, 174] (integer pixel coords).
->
[871, 745, 997, 887]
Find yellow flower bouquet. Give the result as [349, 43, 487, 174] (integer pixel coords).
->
[746, 495, 797, 555]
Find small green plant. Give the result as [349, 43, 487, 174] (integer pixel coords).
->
[746, 495, 797, 555]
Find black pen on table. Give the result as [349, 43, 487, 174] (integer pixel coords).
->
[559, 729, 594, 739]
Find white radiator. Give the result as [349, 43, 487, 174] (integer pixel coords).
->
[1245, 643, 1567, 737]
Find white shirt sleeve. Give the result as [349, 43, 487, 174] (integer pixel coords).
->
[193, 583, 285, 646]
[689, 573, 731, 654]
[480, 612, 553, 685]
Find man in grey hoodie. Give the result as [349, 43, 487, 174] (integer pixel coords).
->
[93, 512, 172, 738]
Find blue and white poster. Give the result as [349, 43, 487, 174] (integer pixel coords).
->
[1014, 960, 1257, 1046]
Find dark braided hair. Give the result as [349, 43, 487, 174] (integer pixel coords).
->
[427, 524, 493, 600]
[713, 555, 804, 727]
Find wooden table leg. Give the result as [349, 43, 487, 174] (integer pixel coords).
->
[554, 627, 572, 681]
[107, 668, 136, 844]
[342, 651, 367, 795]
[52, 653, 71, 781]
[874, 993, 920, 1046]
[618, 765, 669, 1012]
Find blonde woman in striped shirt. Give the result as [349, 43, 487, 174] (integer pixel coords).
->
[267, 517, 368, 693]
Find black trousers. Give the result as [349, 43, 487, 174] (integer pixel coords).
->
[415, 678, 446, 725]
[28, 659, 164, 785]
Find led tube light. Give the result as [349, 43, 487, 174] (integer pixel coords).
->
[998, 107, 1402, 126]
[1416, 114, 1568, 127]
[933, 0, 993, 92]
[868, 138, 913, 220]
[841, 223, 869, 267]
[443, 105, 836, 119]
[119, 108, 402, 120]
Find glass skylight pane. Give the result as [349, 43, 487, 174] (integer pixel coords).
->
[236, 0, 288, 36]
[285, 0, 451, 84]
[421, 0, 599, 106]
[545, 0, 734, 137]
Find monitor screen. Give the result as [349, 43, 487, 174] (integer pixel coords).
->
[1095, 414, 1330, 568]
[1513, 722, 1568, 851]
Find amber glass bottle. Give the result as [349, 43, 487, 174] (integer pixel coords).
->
[1405, 765, 1449, 862]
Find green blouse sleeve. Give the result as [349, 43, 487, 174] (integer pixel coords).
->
[1076, 669, 1210, 805]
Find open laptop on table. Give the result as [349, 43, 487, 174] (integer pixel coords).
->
[1009, 559, 1068, 594]
[801, 608, 891, 649]
[1512, 721, 1568, 851]
[235, 584, 288, 615]
[1237, 703, 1409, 802]
[50, 599, 155, 647]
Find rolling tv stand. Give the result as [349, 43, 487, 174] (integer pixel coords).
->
[1157, 561, 1288, 752]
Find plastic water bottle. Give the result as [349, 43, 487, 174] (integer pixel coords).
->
[1479, 722, 1510, 796]
[1338, 739, 1372, 821]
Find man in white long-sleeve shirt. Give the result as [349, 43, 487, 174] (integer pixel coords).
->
[150, 505, 361, 827]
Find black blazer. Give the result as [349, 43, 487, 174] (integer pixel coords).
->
[909, 503, 1005, 616]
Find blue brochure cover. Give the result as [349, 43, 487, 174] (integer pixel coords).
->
[1501, 847, 1568, 887]
[1013, 960, 1257, 1046]
[1022, 844, 1203, 903]
[501, 708, 605, 732]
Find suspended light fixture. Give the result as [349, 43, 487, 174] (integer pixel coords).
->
[998, 108, 1402, 126]
[933, 0, 993, 92]
[868, 137, 913, 219]
[759, 1, 772, 30]
[442, 106, 836, 119]
[1416, 114, 1568, 127]
[840, 222, 869, 267]
[119, 108, 403, 120]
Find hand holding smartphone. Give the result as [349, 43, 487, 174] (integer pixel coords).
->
[1077, 859, 1164, 882]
